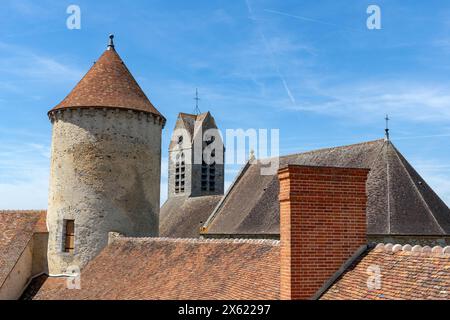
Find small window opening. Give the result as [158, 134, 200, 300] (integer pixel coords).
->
[63, 220, 75, 253]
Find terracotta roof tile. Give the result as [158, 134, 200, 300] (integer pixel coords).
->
[34, 211, 48, 233]
[27, 238, 450, 300]
[0, 211, 47, 287]
[33, 237, 280, 300]
[49, 47, 165, 122]
[321, 244, 450, 300]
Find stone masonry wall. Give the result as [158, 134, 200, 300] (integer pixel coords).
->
[47, 108, 162, 274]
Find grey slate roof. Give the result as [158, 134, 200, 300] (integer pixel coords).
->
[160, 195, 222, 238]
[202, 139, 450, 237]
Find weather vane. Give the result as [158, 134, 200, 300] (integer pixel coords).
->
[385, 114, 390, 141]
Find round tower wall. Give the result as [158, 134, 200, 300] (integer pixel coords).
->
[47, 108, 162, 274]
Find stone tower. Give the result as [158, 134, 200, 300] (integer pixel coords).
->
[46, 36, 166, 274]
[168, 112, 224, 198]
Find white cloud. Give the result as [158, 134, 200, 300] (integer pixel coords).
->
[411, 158, 450, 207]
[210, 8, 234, 25]
[433, 39, 450, 53]
[8, 0, 45, 16]
[0, 141, 50, 209]
[285, 81, 450, 123]
[0, 42, 83, 85]
[0, 168, 48, 210]
[425, 175, 450, 207]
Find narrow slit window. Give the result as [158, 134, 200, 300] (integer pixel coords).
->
[63, 220, 75, 253]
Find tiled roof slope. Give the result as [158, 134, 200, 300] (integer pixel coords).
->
[33, 238, 280, 300]
[160, 195, 222, 238]
[49, 47, 165, 121]
[321, 244, 450, 300]
[0, 211, 47, 287]
[203, 140, 450, 236]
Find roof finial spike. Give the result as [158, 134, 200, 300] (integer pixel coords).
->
[107, 34, 115, 50]
[385, 114, 390, 141]
[249, 149, 255, 160]
[194, 88, 201, 115]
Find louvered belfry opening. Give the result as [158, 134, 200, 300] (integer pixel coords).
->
[175, 153, 186, 194]
[201, 137, 216, 192]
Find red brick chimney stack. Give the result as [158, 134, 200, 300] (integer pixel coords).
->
[278, 165, 370, 300]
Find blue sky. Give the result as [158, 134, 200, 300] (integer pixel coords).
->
[1, 0, 450, 209]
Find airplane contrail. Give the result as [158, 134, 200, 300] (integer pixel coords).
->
[245, 0, 297, 105]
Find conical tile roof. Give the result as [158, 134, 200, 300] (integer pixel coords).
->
[49, 39, 165, 123]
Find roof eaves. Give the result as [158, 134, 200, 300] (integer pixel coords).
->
[280, 139, 385, 161]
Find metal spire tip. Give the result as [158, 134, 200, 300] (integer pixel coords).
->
[385, 114, 390, 141]
[107, 34, 115, 50]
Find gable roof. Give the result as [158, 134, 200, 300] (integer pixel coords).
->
[321, 244, 450, 300]
[0, 211, 47, 288]
[179, 113, 197, 138]
[160, 195, 222, 238]
[32, 237, 280, 300]
[169, 112, 215, 149]
[202, 139, 450, 236]
[49, 46, 165, 122]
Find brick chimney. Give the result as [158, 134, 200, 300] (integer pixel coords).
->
[278, 165, 369, 300]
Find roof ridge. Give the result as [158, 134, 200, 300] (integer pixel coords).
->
[384, 141, 392, 233]
[179, 112, 196, 117]
[374, 243, 450, 257]
[113, 236, 280, 246]
[0, 210, 46, 214]
[179, 112, 209, 118]
[280, 139, 385, 160]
